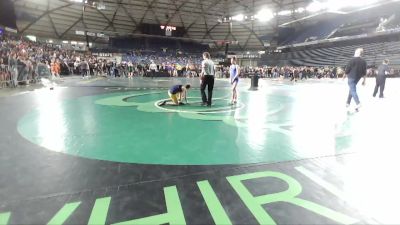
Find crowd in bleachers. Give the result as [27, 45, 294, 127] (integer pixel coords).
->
[0, 34, 98, 87]
[119, 50, 204, 77]
[0, 34, 211, 87]
[232, 66, 346, 80]
[229, 65, 398, 81]
[2, 32, 400, 88]
[213, 65, 346, 80]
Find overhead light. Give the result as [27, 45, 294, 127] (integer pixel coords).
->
[87, 32, 96, 37]
[76, 30, 85, 35]
[278, 10, 292, 16]
[326, 0, 379, 11]
[306, 0, 380, 12]
[255, 9, 274, 22]
[70, 0, 83, 2]
[232, 14, 245, 22]
[26, 35, 36, 42]
[306, 1, 326, 12]
[71, 41, 77, 45]
[48, 39, 53, 43]
[97, 0, 105, 10]
[246, 51, 250, 54]
[97, 4, 106, 10]
[325, 0, 348, 11]
[295, 7, 305, 13]
[62, 40, 69, 44]
[4, 27, 17, 33]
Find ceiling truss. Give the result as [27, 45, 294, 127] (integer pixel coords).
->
[13, 0, 311, 50]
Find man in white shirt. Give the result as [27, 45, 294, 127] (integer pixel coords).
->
[200, 52, 215, 106]
[149, 60, 157, 78]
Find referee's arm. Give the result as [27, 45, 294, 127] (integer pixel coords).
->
[200, 61, 206, 77]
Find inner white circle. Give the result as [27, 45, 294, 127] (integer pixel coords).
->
[104, 87, 122, 90]
[154, 97, 245, 114]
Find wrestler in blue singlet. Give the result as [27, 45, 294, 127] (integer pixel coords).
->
[230, 64, 239, 84]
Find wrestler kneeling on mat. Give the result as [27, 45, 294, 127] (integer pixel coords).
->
[159, 84, 191, 106]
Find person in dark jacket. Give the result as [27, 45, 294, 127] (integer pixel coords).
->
[343, 48, 367, 111]
[373, 59, 390, 98]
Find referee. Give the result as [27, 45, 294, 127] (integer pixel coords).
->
[344, 48, 367, 111]
[200, 52, 215, 107]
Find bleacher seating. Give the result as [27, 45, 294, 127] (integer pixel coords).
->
[331, 17, 379, 38]
[284, 20, 343, 45]
[261, 40, 400, 69]
[110, 36, 208, 53]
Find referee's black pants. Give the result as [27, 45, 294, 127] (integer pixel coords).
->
[373, 75, 386, 98]
[201, 75, 215, 106]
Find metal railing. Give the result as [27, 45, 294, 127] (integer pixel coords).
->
[0, 65, 16, 88]
[0, 63, 51, 88]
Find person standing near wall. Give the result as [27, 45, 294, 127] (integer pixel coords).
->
[373, 59, 390, 98]
[149, 60, 157, 78]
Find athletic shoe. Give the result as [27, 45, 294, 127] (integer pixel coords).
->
[355, 104, 361, 112]
[201, 102, 207, 106]
[158, 100, 167, 106]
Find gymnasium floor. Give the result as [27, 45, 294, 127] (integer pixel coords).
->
[0, 77, 399, 224]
